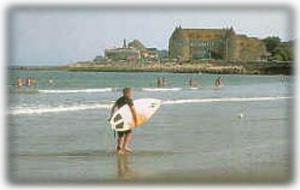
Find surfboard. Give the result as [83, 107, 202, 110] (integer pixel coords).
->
[110, 98, 161, 131]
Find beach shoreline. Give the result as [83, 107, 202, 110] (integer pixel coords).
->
[8, 71, 292, 183]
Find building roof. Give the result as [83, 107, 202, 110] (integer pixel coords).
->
[128, 40, 146, 50]
[175, 26, 234, 33]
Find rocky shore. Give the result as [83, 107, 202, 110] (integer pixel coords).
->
[11, 61, 292, 75]
[66, 61, 292, 75]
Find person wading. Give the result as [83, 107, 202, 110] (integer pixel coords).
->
[110, 88, 138, 154]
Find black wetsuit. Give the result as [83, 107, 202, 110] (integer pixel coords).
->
[115, 96, 134, 137]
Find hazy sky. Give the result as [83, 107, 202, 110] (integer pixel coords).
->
[10, 7, 293, 65]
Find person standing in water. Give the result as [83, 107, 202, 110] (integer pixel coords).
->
[15, 77, 22, 88]
[188, 77, 195, 87]
[25, 76, 33, 87]
[110, 88, 138, 154]
[162, 77, 166, 87]
[187, 76, 198, 88]
[214, 76, 224, 88]
[48, 77, 53, 86]
[157, 77, 162, 88]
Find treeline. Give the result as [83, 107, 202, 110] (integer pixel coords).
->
[262, 36, 294, 61]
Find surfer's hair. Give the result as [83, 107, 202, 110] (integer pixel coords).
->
[122, 87, 131, 95]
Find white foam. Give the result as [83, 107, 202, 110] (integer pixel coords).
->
[142, 88, 181, 92]
[163, 96, 291, 105]
[38, 88, 112, 94]
[9, 96, 291, 115]
[10, 103, 111, 115]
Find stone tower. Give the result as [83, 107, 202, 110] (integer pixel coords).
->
[123, 38, 127, 48]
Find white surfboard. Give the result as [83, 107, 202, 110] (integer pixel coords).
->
[110, 98, 161, 131]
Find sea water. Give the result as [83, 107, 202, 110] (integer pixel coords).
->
[7, 71, 293, 183]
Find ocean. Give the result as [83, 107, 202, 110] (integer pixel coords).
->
[7, 70, 293, 183]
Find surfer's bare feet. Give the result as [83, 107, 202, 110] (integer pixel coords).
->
[117, 149, 125, 155]
[124, 147, 132, 153]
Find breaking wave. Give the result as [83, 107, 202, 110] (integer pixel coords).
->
[142, 88, 182, 92]
[38, 88, 112, 94]
[162, 96, 291, 105]
[10, 103, 111, 115]
[9, 96, 291, 115]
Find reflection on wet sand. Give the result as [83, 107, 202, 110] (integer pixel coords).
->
[117, 155, 130, 180]
[116, 154, 144, 180]
[115, 150, 175, 181]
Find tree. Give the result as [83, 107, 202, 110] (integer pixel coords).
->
[263, 36, 294, 61]
[262, 36, 281, 53]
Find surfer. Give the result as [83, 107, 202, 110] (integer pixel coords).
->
[110, 88, 138, 154]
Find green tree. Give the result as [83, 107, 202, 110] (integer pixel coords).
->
[263, 36, 294, 61]
[262, 36, 281, 53]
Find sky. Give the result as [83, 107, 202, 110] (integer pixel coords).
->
[9, 6, 294, 66]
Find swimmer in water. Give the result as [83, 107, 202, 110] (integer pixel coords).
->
[214, 76, 224, 89]
[157, 77, 162, 88]
[15, 77, 22, 88]
[162, 77, 166, 87]
[48, 77, 53, 86]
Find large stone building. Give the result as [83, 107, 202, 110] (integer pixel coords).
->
[169, 26, 268, 62]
